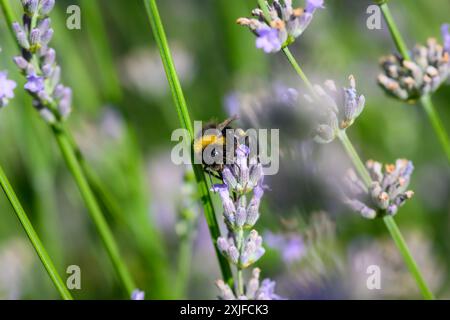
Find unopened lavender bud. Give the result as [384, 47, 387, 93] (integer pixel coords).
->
[12, 23, 30, 49]
[249, 164, 263, 189]
[13, 56, 28, 70]
[228, 246, 240, 265]
[40, 0, 55, 15]
[246, 268, 260, 299]
[49, 65, 61, 88]
[53, 84, 64, 99]
[29, 28, 41, 48]
[222, 166, 238, 190]
[216, 280, 236, 300]
[38, 18, 51, 34]
[235, 206, 246, 228]
[25, 0, 38, 14]
[314, 124, 335, 144]
[42, 64, 52, 77]
[44, 48, 56, 65]
[217, 237, 229, 253]
[41, 28, 54, 45]
[58, 87, 72, 119]
[39, 108, 56, 124]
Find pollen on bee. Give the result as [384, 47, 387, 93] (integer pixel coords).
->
[193, 134, 225, 154]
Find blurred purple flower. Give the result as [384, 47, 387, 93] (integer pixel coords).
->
[0, 71, 16, 108]
[24, 74, 45, 93]
[442, 23, 450, 52]
[131, 289, 145, 300]
[256, 26, 283, 53]
[265, 231, 305, 264]
[306, 0, 325, 13]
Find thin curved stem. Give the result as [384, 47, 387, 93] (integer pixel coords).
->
[52, 125, 136, 297]
[143, 0, 234, 287]
[383, 215, 435, 300]
[282, 47, 315, 93]
[421, 95, 450, 163]
[0, 165, 73, 300]
[379, 3, 411, 60]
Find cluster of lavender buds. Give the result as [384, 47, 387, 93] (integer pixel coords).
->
[12, 0, 72, 124]
[0, 71, 16, 108]
[216, 268, 282, 300]
[343, 159, 414, 219]
[213, 143, 281, 300]
[237, 0, 324, 53]
[378, 25, 450, 102]
[304, 75, 366, 144]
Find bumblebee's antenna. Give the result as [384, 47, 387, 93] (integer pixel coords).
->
[217, 114, 239, 131]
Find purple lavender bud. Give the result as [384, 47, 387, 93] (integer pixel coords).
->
[249, 164, 263, 189]
[39, 108, 56, 124]
[0, 71, 17, 108]
[41, 64, 52, 77]
[58, 87, 72, 119]
[222, 166, 238, 190]
[12, 22, 30, 49]
[305, 0, 325, 13]
[228, 246, 240, 265]
[44, 48, 56, 65]
[24, 74, 45, 93]
[235, 206, 247, 228]
[13, 56, 29, 70]
[49, 65, 61, 88]
[212, 184, 236, 218]
[217, 237, 229, 253]
[38, 18, 51, 34]
[442, 24, 450, 53]
[41, 28, 54, 45]
[37, 90, 51, 103]
[53, 84, 65, 99]
[30, 28, 41, 46]
[24, 0, 39, 14]
[131, 289, 145, 300]
[256, 26, 282, 53]
[40, 0, 55, 15]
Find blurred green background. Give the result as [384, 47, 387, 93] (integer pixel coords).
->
[0, 0, 449, 299]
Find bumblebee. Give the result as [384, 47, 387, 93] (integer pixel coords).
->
[193, 116, 238, 179]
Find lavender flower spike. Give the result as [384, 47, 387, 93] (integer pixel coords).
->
[237, 0, 324, 53]
[0, 71, 17, 108]
[212, 139, 281, 299]
[342, 159, 415, 219]
[378, 28, 450, 102]
[11, 0, 73, 123]
[304, 75, 366, 144]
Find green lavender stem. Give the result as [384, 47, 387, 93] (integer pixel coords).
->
[337, 131, 372, 188]
[379, 3, 411, 60]
[143, 0, 234, 286]
[282, 48, 315, 93]
[421, 95, 450, 162]
[51, 125, 136, 297]
[383, 215, 434, 299]
[379, 2, 450, 163]
[0, 165, 73, 300]
[282, 43, 434, 300]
